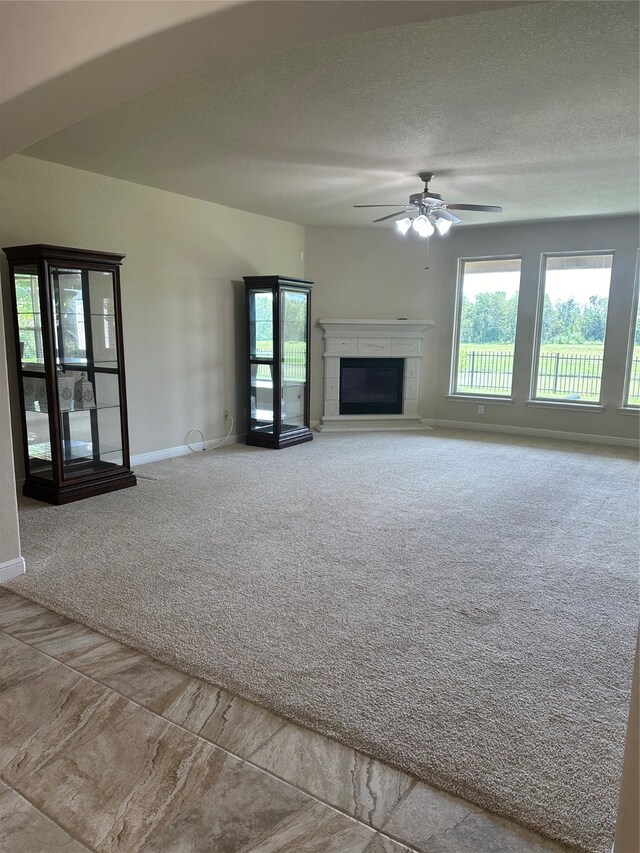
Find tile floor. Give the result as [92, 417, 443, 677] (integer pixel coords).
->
[0, 587, 573, 852]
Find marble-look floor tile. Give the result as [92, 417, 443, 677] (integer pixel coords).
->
[4, 608, 112, 662]
[363, 835, 412, 852]
[68, 641, 287, 758]
[381, 782, 570, 853]
[195, 687, 287, 757]
[62, 635, 149, 677]
[0, 592, 51, 630]
[381, 781, 472, 849]
[74, 645, 193, 709]
[250, 721, 414, 828]
[234, 800, 410, 853]
[1, 662, 128, 777]
[427, 810, 571, 853]
[0, 630, 58, 692]
[0, 784, 89, 852]
[6, 681, 239, 853]
[141, 751, 313, 852]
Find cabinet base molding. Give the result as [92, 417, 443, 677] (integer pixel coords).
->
[246, 427, 314, 449]
[23, 470, 137, 505]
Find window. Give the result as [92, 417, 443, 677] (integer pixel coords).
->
[533, 253, 613, 404]
[451, 257, 522, 397]
[623, 250, 640, 407]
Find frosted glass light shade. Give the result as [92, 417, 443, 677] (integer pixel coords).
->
[396, 217, 412, 235]
[412, 215, 435, 237]
[435, 217, 454, 235]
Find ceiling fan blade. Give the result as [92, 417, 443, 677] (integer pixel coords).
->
[373, 210, 410, 223]
[447, 203, 503, 213]
[437, 209, 462, 224]
[353, 204, 406, 208]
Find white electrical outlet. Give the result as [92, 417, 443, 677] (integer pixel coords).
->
[478, 405, 485, 415]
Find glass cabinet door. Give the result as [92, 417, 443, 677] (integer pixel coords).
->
[50, 265, 124, 478]
[248, 290, 275, 435]
[248, 289, 275, 435]
[280, 288, 308, 432]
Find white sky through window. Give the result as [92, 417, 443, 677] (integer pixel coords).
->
[465, 268, 611, 305]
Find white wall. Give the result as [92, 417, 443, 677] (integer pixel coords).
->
[0, 154, 304, 479]
[306, 216, 640, 442]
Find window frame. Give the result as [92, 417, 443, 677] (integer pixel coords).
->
[450, 254, 522, 400]
[621, 248, 640, 410]
[530, 249, 615, 407]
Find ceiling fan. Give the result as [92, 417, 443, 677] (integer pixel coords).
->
[354, 172, 502, 237]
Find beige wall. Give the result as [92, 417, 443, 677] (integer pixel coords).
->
[0, 154, 304, 479]
[0, 1, 229, 103]
[306, 217, 640, 441]
[0, 280, 20, 563]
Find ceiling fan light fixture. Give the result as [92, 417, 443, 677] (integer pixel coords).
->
[412, 214, 434, 238]
[435, 217, 454, 236]
[355, 172, 502, 233]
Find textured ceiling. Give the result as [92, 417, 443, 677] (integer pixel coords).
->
[22, 1, 639, 228]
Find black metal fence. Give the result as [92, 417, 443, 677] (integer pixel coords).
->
[456, 350, 514, 394]
[254, 349, 306, 382]
[457, 349, 640, 402]
[537, 352, 601, 398]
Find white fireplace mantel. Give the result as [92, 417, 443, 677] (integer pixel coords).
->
[317, 318, 434, 432]
[319, 319, 433, 338]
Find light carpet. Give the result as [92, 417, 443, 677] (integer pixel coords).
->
[8, 431, 639, 853]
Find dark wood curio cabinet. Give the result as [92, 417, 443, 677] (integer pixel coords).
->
[4, 244, 136, 504]
[244, 275, 313, 449]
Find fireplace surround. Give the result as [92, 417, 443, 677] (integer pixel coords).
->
[317, 319, 433, 431]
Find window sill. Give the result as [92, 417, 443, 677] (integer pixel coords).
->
[446, 395, 513, 406]
[525, 400, 604, 413]
[618, 406, 640, 416]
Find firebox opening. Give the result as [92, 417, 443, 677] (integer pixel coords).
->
[339, 358, 404, 415]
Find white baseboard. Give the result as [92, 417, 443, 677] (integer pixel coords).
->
[427, 419, 639, 448]
[131, 433, 243, 466]
[0, 556, 26, 582]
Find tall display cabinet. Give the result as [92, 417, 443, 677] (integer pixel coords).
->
[4, 244, 136, 504]
[244, 275, 313, 449]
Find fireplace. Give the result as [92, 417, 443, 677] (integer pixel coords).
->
[317, 319, 433, 432]
[340, 358, 404, 415]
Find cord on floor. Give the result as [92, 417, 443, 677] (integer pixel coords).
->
[186, 416, 234, 453]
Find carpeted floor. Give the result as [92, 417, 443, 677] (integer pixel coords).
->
[8, 430, 639, 853]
